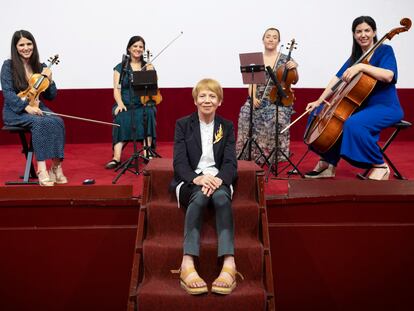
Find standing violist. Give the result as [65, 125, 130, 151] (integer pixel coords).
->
[236, 27, 299, 164]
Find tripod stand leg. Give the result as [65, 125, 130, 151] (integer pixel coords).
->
[251, 140, 271, 167]
[112, 154, 141, 184]
[237, 138, 251, 160]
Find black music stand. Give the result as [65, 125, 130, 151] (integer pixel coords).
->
[133, 70, 162, 159]
[264, 80, 304, 181]
[112, 70, 160, 184]
[237, 52, 268, 162]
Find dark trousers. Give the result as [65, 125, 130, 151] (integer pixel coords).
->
[179, 183, 234, 257]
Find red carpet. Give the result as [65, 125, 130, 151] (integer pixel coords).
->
[1, 140, 413, 198]
[132, 159, 268, 311]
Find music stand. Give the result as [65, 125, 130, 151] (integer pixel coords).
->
[264, 79, 304, 181]
[133, 70, 162, 159]
[238, 52, 268, 162]
[112, 70, 160, 184]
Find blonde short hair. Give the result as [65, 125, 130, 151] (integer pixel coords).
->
[192, 78, 223, 102]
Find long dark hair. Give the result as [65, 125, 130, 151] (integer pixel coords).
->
[350, 16, 378, 64]
[126, 35, 146, 64]
[11, 30, 42, 91]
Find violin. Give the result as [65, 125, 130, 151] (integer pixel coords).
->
[18, 55, 59, 107]
[269, 38, 298, 106]
[19, 54, 118, 127]
[258, 51, 282, 106]
[140, 50, 162, 105]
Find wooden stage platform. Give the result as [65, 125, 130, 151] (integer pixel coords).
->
[1, 175, 414, 310]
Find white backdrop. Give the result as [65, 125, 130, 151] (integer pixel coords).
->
[1, 0, 413, 89]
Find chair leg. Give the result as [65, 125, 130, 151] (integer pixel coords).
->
[23, 151, 34, 182]
[5, 131, 38, 185]
[382, 150, 406, 180]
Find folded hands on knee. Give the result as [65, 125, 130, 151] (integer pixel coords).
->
[193, 174, 223, 197]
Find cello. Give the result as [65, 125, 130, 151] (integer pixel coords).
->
[304, 18, 411, 153]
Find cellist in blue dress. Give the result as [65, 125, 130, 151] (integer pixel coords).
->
[304, 16, 404, 180]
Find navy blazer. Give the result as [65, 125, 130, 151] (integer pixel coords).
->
[169, 112, 237, 192]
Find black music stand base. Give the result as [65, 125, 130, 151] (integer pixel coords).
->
[237, 135, 270, 166]
[112, 149, 148, 184]
[264, 103, 304, 181]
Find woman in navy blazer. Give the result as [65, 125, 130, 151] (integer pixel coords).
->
[170, 78, 242, 295]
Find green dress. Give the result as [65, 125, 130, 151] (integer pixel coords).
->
[112, 62, 157, 145]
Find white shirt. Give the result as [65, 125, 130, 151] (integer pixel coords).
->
[195, 120, 218, 176]
[176, 120, 218, 207]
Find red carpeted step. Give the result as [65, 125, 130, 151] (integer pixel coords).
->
[131, 159, 270, 311]
[137, 277, 266, 311]
[142, 236, 264, 282]
[145, 201, 260, 239]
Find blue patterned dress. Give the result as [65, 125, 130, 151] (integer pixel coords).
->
[1, 59, 65, 161]
[111, 63, 157, 146]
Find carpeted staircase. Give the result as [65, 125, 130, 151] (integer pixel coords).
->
[127, 158, 274, 311]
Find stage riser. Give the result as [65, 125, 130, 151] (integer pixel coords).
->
[1, 195, 413, 310]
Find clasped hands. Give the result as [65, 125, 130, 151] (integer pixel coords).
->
[193, 174, 223, 197]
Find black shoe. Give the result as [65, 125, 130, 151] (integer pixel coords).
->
[105, 159, 120, 169]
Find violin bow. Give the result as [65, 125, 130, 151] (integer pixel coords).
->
[42, 111, 120, 127]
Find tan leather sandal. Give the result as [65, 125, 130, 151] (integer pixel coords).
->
[211, 266, 244, 295]
[171, 267, 208, 295]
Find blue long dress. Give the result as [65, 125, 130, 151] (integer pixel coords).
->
[312, 44, 403, 169]
[1, 59, 65, 161]
[111, 63, 157, 146]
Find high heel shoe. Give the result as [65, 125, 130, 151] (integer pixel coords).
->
[368, 163, 390, 180]
[49, 165, 68, 184]
[211, 266, 244, 295]
[37, 170, 54, 187]
[171, 267, 208, 295]
[304, 160, 336, 178]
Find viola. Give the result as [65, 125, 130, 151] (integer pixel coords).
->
[18, 55, 59, 107]
[140, 50, 162, 105]
[304, 18, 411, 153]
[269, 38, 298, 106]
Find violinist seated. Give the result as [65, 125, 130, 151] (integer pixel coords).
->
[1, 30, 67, 186]
[105, 35, 158, 169]
[304, 16, 403, 180]
[236, 27, 298, 164]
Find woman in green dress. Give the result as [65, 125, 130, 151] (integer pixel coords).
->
[105, 35, 157, 169]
